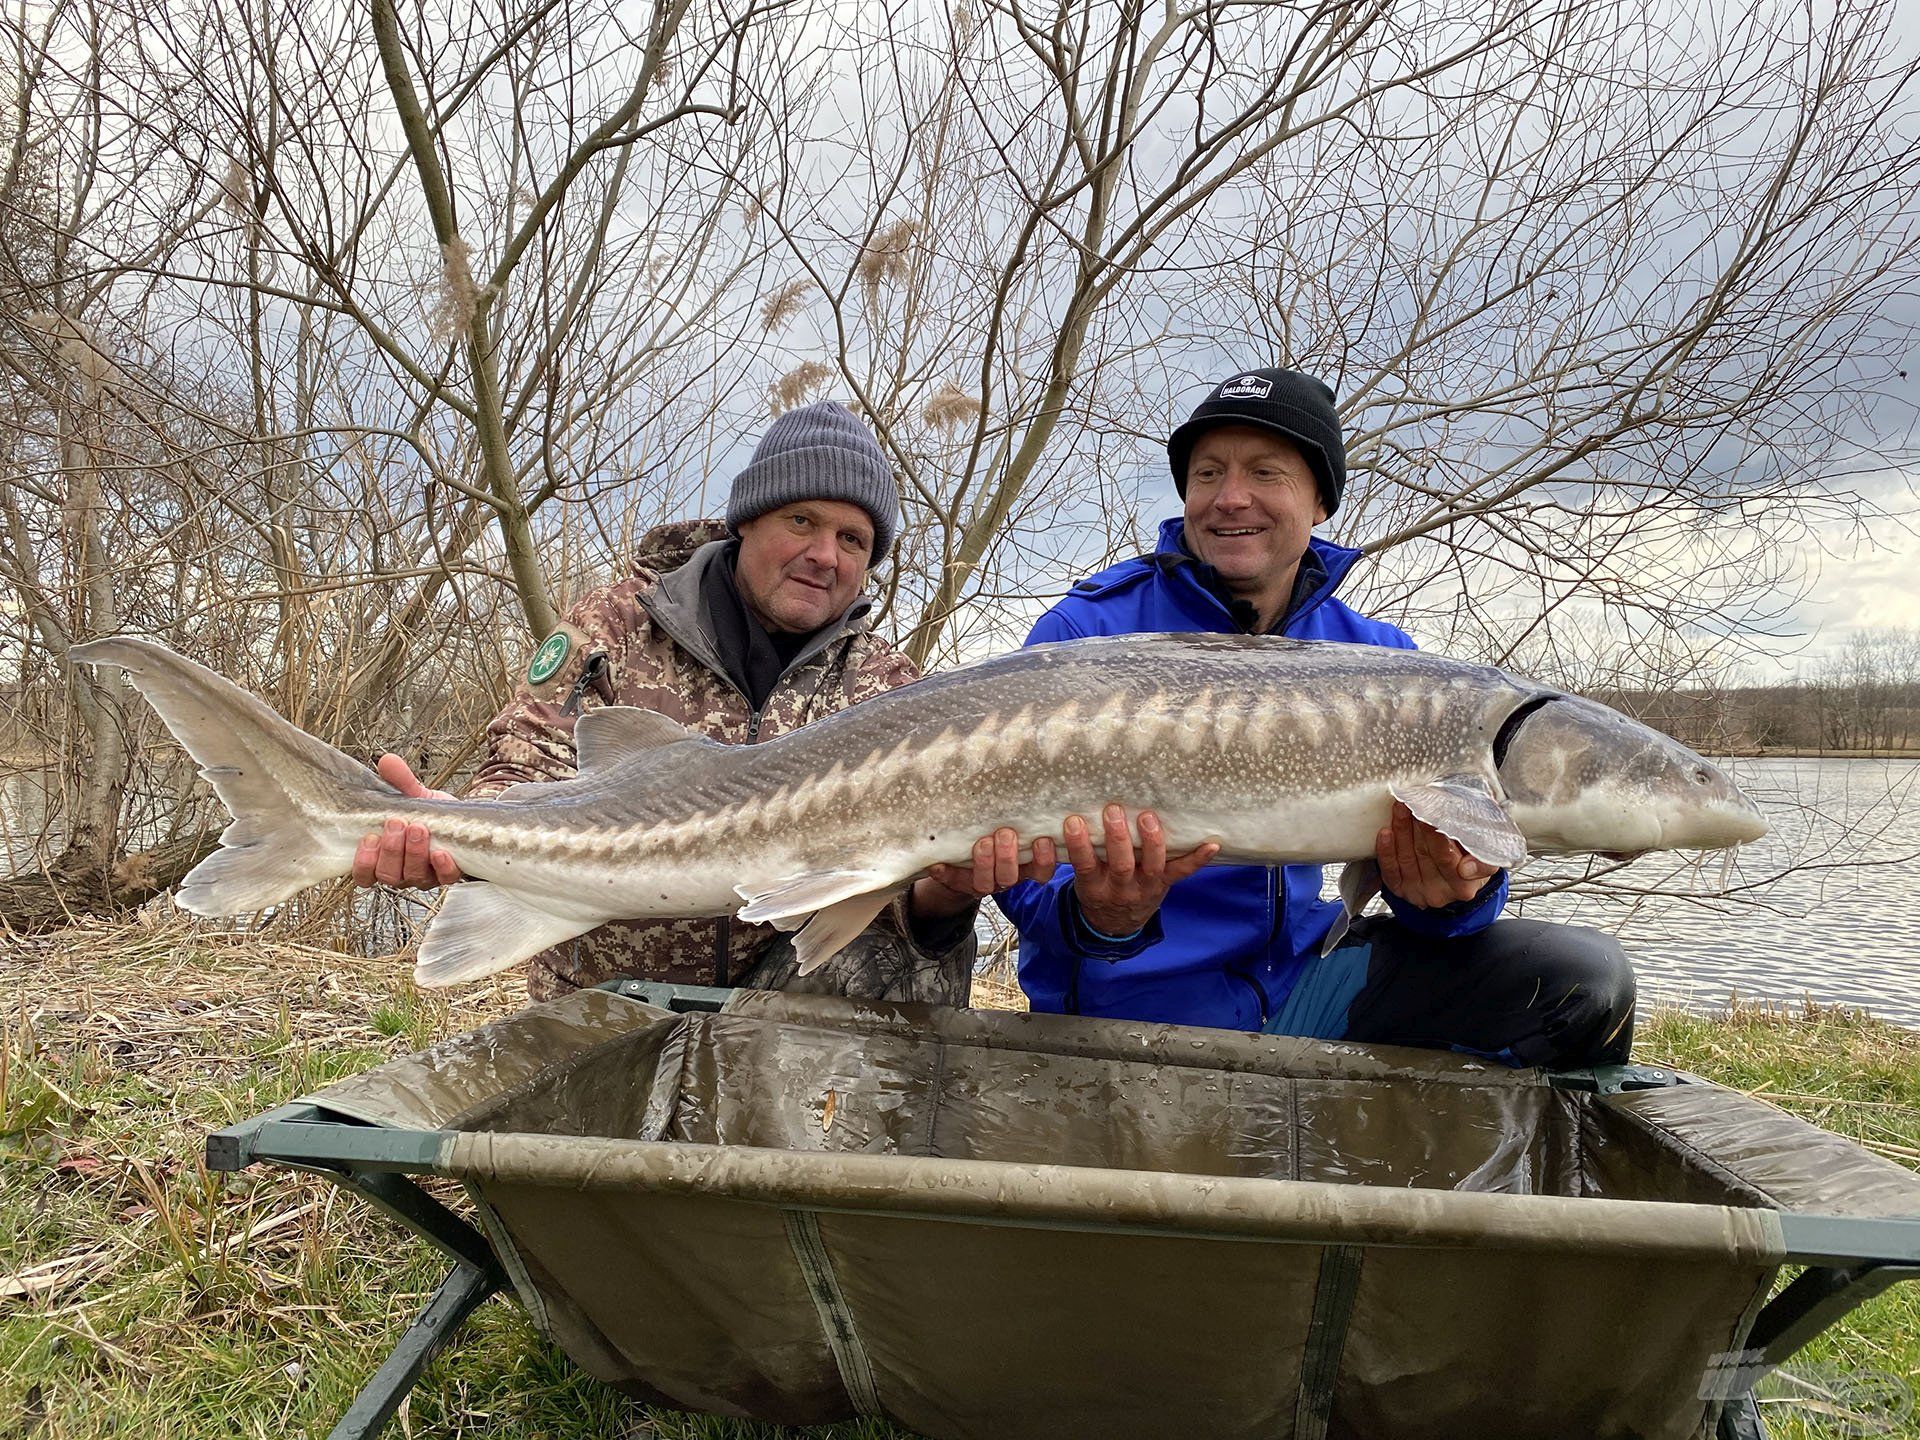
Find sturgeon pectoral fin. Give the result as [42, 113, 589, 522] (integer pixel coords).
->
[414, 884, 595, 988]
[793, 885, 909, 976]
[1322, 857, 1383, 955]
[735, 869, 898, 928]
[1389, 776, 1527, 870]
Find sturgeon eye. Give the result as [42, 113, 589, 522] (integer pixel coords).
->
[1692, 767, 1711, 785]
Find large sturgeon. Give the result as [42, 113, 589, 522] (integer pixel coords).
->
[74, 633, 1765, 986]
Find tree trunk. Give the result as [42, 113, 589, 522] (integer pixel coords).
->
[0, 830, 219, 934]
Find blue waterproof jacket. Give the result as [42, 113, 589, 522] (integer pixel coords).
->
[996, 518, 1509, 1030]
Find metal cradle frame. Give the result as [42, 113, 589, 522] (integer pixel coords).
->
[204, 982, 1920, 1440]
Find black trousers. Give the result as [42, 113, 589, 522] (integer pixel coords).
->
[1274, 915, 1637, 1069]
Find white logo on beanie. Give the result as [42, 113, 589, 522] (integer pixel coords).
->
[1217, 373, 1273, 400]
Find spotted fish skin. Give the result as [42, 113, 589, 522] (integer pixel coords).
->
[72, 633, 1767, 987]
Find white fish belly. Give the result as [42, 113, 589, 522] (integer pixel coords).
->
[819, 783, 1396, 880]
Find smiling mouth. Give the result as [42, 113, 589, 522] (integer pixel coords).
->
[1210, 527, 1265, 538]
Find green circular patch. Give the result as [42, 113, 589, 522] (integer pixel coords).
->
[527, 631, 572, 684]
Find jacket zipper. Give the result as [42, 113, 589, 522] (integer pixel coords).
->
[1229, 868, 1284, 1027]
[1231, 970, 1269, 1026]
[559, 653, 609, 716]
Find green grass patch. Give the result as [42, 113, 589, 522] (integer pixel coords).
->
[2, 924, 1915, 1437]
[1640, 1005, 1920, 1438]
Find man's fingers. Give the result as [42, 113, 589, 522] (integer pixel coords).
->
[372, 819, 407, 887]
[1438, 833, 1490, 897]
[1101, 805, 1135, 879]
[357, 818, 459, 890]
[428, 848, 464, 887]
[376, 753, 424, 796]
[1164, 841, 1220, 884]
[1427, 828, 1473, 880]
[1406, 814, 1449, 903]
[1380, 804, 1416, 898]
[351, 834, 381, 888]
[992, 828, 1021, 890]
[928, 862, 976, 897]
[1024, 835, 1058, 885]
[1390, 804, 1434, 902]
[1063, 815, 1097, 872]
[402, 823, 435, 886]
[1138, 810, 1167, 877]
[967, 833, 995, 892]
[375, 752, 452, 802]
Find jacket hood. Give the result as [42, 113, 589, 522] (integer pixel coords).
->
[626, 518, 732, 583]
[1063, 517, 1363, 630]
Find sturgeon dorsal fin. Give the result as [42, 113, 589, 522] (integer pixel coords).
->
[574, 706, 713, 774]
[1389, 774, 1527, 870]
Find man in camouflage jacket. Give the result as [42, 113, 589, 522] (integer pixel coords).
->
[354, 402, 980, 1004]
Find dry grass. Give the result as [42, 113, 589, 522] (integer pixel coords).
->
[2, 921, 1915, 1438]
[0, 919, 964, 1437]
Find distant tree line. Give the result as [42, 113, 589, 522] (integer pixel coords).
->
[1603, 629, 1920, 754]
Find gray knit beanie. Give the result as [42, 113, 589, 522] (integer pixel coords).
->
[725, 401, 900, 563]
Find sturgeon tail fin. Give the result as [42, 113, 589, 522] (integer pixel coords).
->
[72, 637, 388, 915]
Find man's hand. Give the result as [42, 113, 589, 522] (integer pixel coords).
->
[350, 754, 464, 890]
[913, 828, 1060, 918]
[1066, 805, 1218, 938]
[1376, 801, 1495, 909]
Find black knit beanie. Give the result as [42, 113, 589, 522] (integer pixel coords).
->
[1166, 368, 1346, 516]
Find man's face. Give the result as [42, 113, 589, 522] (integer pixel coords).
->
[734, 499, 874, 634]
[1182, 425, 1327, 591]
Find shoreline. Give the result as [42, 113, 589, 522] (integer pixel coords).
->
[1718, 747, 1920, 760]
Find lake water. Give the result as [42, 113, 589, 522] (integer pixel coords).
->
[1510, 758, 1920, 1026]
[6, 758, 1918, 1025]
[2, 768, 61, 869]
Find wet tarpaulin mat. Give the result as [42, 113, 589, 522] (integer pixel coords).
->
[210, 985, 1920, 1440]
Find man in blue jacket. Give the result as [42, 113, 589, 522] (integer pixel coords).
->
[924, 368, 1635, 1068]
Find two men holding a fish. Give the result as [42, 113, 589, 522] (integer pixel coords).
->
[334, 370, 1721, 1069]
[82, 370, 1762, 1063]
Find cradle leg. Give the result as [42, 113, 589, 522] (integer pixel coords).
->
[1715, 1392, 1767, 1440]
[327, 1261, 502, 1440]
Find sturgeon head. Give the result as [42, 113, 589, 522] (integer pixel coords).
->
[1494, 694, 1767, 855]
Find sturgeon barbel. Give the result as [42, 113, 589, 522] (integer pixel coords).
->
[74, 634, 1766, 986]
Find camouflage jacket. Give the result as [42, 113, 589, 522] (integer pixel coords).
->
[466, 519, 945, 1000]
